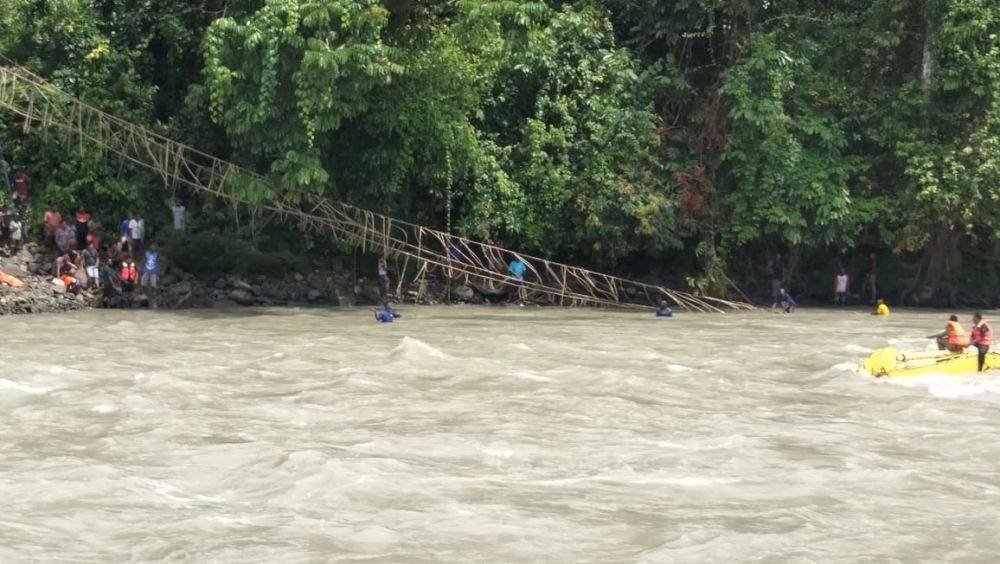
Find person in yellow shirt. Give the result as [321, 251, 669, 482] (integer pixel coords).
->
[873, 298, 890, 316]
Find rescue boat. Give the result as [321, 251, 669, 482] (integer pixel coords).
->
[862, 347, 1000, 378]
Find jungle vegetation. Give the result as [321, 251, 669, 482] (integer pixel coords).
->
[1, 0, 998, 304]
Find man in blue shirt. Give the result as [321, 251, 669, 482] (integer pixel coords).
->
[656, 300, 674, 317]
[375, 307, 400, 323]
[774, 287, 796, 313]
[142, 243, 159, 307]
[507, 258, 527, 304]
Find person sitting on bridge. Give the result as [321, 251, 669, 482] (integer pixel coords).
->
[930, 315, 969, 353]
[656, 300, 673, 317]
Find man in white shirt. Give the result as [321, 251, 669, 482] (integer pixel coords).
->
[172, 204, 186, 231]
[833, 269, 849, 305]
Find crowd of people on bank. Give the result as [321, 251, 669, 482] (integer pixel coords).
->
[1, 168, 189, 308]
[41, 208, 161, 308]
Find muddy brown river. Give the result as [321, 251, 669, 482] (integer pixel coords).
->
[1, 307, 998, 561]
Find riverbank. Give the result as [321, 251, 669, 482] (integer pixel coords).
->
[0, 244, 490, 316]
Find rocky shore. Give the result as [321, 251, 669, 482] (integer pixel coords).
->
[0, 244, 487, 316]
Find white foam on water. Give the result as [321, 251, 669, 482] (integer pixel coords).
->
[0, 378, 52, 395]
[391, 336, 454, 361]
[91, 404, 117, 414]
[884, 373, 1000, 398]
[510, 371, 551, 382]
[665, 364, 694, 373]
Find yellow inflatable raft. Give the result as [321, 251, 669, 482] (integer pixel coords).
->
[862, 347, 1000, 378]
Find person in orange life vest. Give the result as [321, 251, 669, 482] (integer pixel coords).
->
[931, 314, 969, 353]
[59, 273, 81, 294]
[970, 312, 992, 373]
[120, 257, 138, 308]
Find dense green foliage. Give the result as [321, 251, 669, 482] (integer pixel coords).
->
[2, 0, 998, 303]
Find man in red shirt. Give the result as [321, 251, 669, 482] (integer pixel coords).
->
[43, 210, 61, 247]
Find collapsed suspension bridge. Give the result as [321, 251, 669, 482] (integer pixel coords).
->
[0, 64, 752, 312]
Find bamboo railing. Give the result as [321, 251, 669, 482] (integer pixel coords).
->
[0, 64, 753, 311]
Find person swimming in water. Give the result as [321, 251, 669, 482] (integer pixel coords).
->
[656, 300, 673, 317]
[374, 304, 401, 323]
[873, 298, 890, 316]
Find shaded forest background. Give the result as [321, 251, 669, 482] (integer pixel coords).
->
[1, 0, 998, 305]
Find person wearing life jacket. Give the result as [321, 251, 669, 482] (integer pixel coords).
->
[59, 273, 81, 295]
[932, 315, 969, 353]
[873, 298, 890, 316]
[120, 257, 138, 308]
[970, 312, 992, 372]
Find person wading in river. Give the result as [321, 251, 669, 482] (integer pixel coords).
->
[931, 315, 969, 353]
[970, 312, 992, 372]
[773, 287, 796, 313]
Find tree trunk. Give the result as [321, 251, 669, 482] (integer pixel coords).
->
[918, 227, 961, 307]
[920, 3, 935, 93]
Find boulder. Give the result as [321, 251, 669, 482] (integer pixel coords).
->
[451, 284, 475, 302]
[51, 279, 67, 294]
[250, 285, 263, 296]
[214, 278, 227, 289]
[158, 274, 178, 287]
[358, 283, 381, 304]
[294, 273, 305, 282]
[307, 289, 322, 302]
[173, 281, 192, 295]
[229, 289, 255, 306]
[1, 261, 29, 279]
[333, 288, 353, 307]
[232, 280, 253, 292]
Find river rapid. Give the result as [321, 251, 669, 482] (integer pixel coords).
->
[1, 306, 999, 562]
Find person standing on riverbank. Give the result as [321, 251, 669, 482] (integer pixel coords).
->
[833, 269, 849, 305]
[82, 242, 100, 291]
[99, 256, 117, 307]
[120, 257, 138, 308]
[863, 253, 878, 304]
[43, 209, 61, 248]
[8, 215, 22, 253]
[768, 253, 784, 306]
[508, 257, 527, 304]
[377, 257, 391, 302]
[970, 312, 992, 372]
[142, 244, 159, 305]
[55, 220, 74, 253]
[74, 209, 91, 251]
